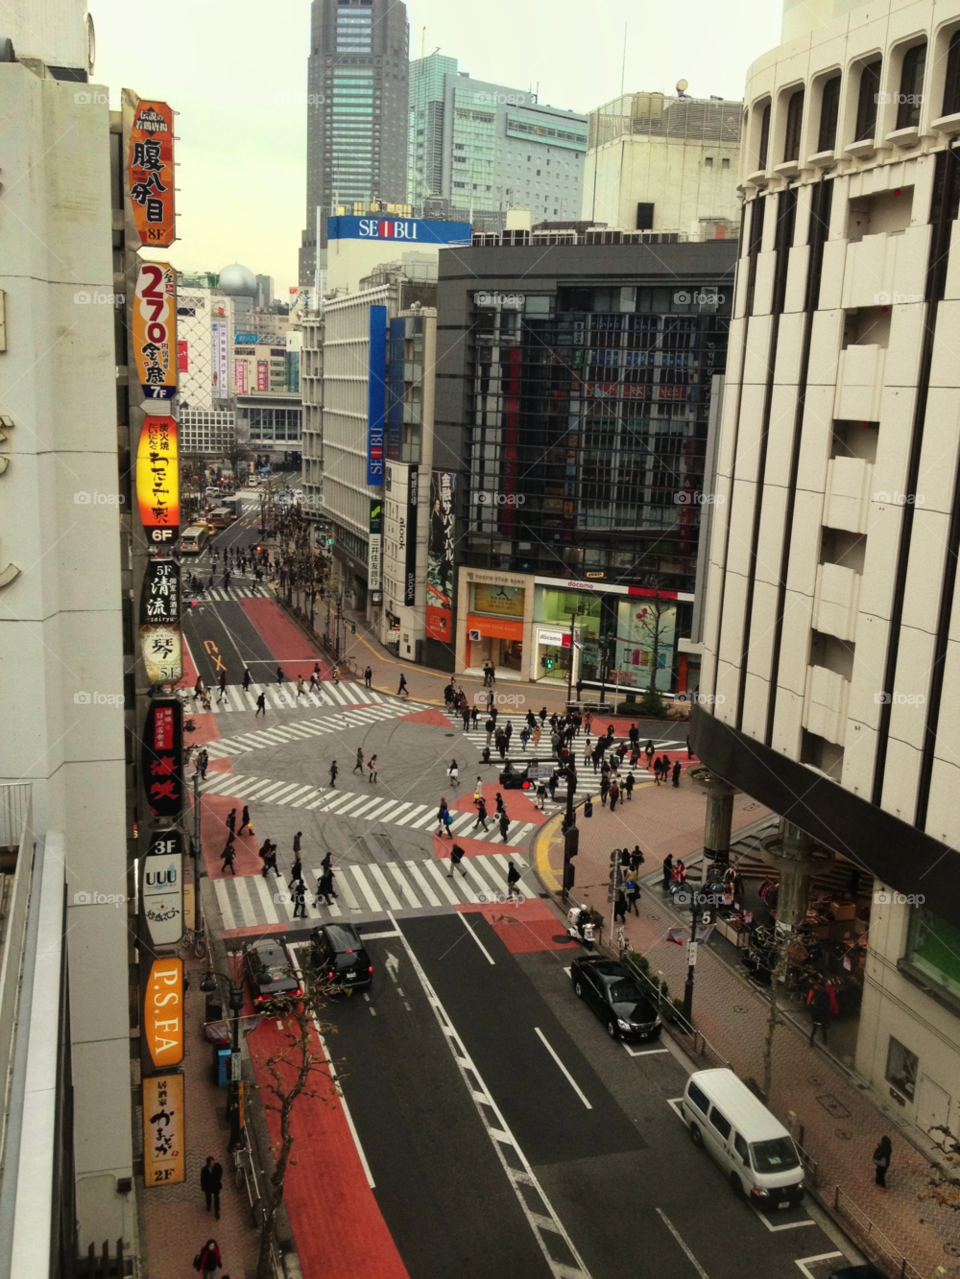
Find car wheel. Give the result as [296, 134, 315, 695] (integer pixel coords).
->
[606, 1018, 618, 1039]
[574, 981, 585, 999]
[729, 1172, 744, 1198]
[689, 1123, 704, 1148]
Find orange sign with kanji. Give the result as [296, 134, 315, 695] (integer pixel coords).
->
[129, 100, 175, 247]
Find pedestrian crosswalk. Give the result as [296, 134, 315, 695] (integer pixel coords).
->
[198, 774, 537, 845]
[189, 586, 263, 601]
[214, 851, 537, 932]
[202, 701, 418, 760]
[192, 680, 416, 716]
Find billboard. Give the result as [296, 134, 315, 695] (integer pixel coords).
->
[141, 698, 184, 818]
[367, 306, 386, 486]
[176, 340, 188, 372]
[143, 1072, 184, 1187]
[369, 499, 382, 590]
[212, 320, 230, 399]
[144, 957, 184, 1067]
[257, 360, 269, 392]
[234, 358, 247, 395]
[143, 832, 184, 947]
[404, 466, 418, 608]
[129, 100, 175, 248]
[133, 262, 177, 400]
[427, 472, 456, 643]
[140, 559, 181, 684]
[136, 415, 180, 544]
[328, 216, 472, 246]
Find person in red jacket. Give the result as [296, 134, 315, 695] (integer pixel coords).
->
[194, 1238, 221, 1272]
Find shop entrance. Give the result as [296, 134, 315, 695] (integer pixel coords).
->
[469, 634, 523, 673]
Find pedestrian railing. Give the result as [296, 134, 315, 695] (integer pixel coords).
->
[233, 1143, 264, 1229]
[833, 1185, 924, 1279]
[0, 781, 30, 850]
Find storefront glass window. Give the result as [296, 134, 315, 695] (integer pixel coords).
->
[885, 1036, 918, 1101]
[471, 583, 525, 617]
[612, 598, 677, 692]
[537, 589, 601, 626]
[908, 906, 960, 1000]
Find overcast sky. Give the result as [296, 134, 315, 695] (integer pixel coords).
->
[91, 0, 782, 290]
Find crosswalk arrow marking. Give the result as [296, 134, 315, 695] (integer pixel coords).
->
[385, 952, 400, 984]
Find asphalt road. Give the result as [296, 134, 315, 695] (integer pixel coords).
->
[296, 914, 857, 1279]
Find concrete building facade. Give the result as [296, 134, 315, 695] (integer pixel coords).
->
[694, 0, 960, 1149]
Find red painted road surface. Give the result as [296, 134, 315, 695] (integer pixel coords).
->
[240, 597, 331, 682]
[398, 707, 451, 727]
[248, 1016, 410, 1279]
[200, 790, 265, 878]
[459, 899, 579, 954]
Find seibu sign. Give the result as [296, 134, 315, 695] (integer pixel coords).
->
[328, 215, 472, 246]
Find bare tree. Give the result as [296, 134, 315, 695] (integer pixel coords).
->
[249, 977, 342, 1279]
[920, 1127, 960, 1208]
[633, 589, 675, 693]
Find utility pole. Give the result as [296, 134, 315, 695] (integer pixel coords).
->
[560, 760, 579, 901]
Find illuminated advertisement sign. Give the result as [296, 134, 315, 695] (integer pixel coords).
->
[128, 100, 175, 247]
[133, 262, 177, 400]
[143, 832, 184, 947]
[139, 559, 182, 684]
[136, 415, 179, 543]
[367, 306, 386, 486]
[141, 698, 184, 818]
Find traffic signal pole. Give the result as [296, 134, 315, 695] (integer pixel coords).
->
[561, 762, 578, 901]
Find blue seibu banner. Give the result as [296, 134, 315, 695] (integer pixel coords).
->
[329, 216, 472, 245]
[367, 306, 387, 486]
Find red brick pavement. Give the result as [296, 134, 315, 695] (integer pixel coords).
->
[534, 778, 960, 1279]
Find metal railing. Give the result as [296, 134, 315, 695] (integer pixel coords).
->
[0, 784, 33, 1176]
[233, 1143, 264, 1229]
[833, 1185, 924, 1279]
[0, 783, 31, 850]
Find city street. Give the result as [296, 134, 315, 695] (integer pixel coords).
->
[178, 495, 858, 1278]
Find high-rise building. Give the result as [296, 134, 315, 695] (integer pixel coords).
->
[433, 230, 735, 679]
[582, 91, 743, 240]
[405, 59, 587, 232]
[694, 0, 960, 1142]
[299, 0, 410, 287]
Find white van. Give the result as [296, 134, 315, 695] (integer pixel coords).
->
[681, 1069, 805, 1209]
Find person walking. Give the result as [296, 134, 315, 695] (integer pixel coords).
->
[532, 725, 541, 750]
[196, 749, 209, 780]
[672, 759, 681, 787]
[193, 1239, 222, 1273]
[808, 981, 832, 1046]
[873, 1135, 892, 1190]
[446, 758, 460, 789]
[645, 740, 654, 768]
[448, 844, 467, 877]
[535, 780, 547, 811]
[548, 769, 559, 802]
[629, 845, 645, 873]
[255, 692, 266, 717]
[662, 853, 674, 892]
[398, 673, 409, 697]
[364, 665, 372, 688]
[609, 780, 620, 813]
[653, 756, 663, 786]
[367, 755, 378, 783]
[436, 799, 452, 839]
[600, 774, 611, 807]
[353, 747, 365, 774]
[624, 772, 635, 801]
[216, 671, 227, 704]
[613, 888, 627, 924]
[261, 844, 281, 879]
[239, 805, 254, 837]
[499, 811, 510, 842]
[242, 667, 252, 693]
[507, 861, 522, 898]
[291, 877, 307, 919]
[223, 567, 231, 591]
[471, 706, 479, 729]
[220, 839, 236, 875]
[296, 675, 306, 701]
[485, 717, 495, 748]
[290, 853, 303, 886]
[626, 877, 640, 915]
[225, 808, 237, 837]
[200, 1156, 223, 1219]
[314, 869, 338, 906]
[293, 830, 302, 857]
[473, 795, 489, 831]
[329, 760, 338, 787]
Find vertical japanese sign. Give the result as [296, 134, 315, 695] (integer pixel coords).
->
[426, 472, 456, 642]
[133, 262, 177, 400]
[143, 831, 184, 947]
[140, 559, 182, 683]
[129, 100, 175, 248]
[367, 305, 387, 485]
[257, 360, 269, 392]
[143, 1072, 185, 1186]
[212, 320, 230, 399]
[136, 416, 180, 544]
[177, 340, 188, 372]
[368, 499, 382, 591]
[141, 699, 184, 818]
[404, 465, 418, 608]
[234, 359, 246, 395]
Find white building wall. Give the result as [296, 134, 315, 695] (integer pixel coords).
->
[0, 62, 133, 1252]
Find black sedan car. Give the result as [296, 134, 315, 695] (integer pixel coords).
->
[571, 956, 662, 1040]
[243, 939, 302, 1007]
[498, 762, 550, 791]
[310, 922, 373, 992]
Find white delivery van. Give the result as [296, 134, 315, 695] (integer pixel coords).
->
[681, 1068, 805, 1209]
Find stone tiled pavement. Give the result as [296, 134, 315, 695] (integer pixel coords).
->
[140, 952, 261, 1279]
[536, 775, 960, 1279]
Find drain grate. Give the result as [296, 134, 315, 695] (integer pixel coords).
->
[817, 1094, 852, 1120]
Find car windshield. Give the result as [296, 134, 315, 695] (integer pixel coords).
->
[750, 1137, 800, 1173]
[607, 979, 645, 1006]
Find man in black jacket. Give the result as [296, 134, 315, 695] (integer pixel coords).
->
[201, 1155, 223, 1218]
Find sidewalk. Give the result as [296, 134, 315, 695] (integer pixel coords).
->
[535, 774, 960, 1279]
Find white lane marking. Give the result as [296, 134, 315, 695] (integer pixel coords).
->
[794, 1255, 843, 1279]
[534, 1028, 592, 1110]
[655, 1207, 711, 1279]
[391, 804, 429, 827]
[622, 1045, 670, 1057]
[751, 1206, 817, 1232]
[420, 858, 462, 905]
[367, 863, 403, 912]
[404, 860, 442, 907]
[387, 913, 593, 1279]
[457, 912, 495, 965]
[386, 863, 421, 910]
[358, 930, 400, 941]
[335, 872, 362, 913]
[350, 865, 381, 912]
[287, 949, 375, 1189]
[214, 878, 236, 932]
[667, 1097, 686, 1122]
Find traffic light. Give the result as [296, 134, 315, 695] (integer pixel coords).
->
[350, 623, 356, 634]
[326, 535, 333, 547]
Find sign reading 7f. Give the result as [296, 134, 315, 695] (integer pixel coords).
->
[204, 639, 226, 673]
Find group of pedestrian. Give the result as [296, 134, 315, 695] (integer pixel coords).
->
[220, 804, 255, 874]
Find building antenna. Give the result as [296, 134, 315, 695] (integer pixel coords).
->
[422, 25, 426, 61]
[620, 22, 628, 98]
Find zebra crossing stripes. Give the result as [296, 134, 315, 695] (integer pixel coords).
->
[193, 586, 261, 601]
[213, 851, 536, 933]
[202, 680, 408, 714]
[205, 703, 414, 759]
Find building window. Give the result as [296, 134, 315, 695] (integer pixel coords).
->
[885, 1037, 918, 1101]
[758, 102, 771, 169]
[636, 202, 655, 231]
[855, 59, 882, 140]
[943, 30, 960, 117]
[721, 157, 730, 167]
[818, 75, 841, 152]
[704, 156, 714, 166]
[908, 904, 960, 1000]
[897, 43, 926, 130]
[783, 88, 804, 162]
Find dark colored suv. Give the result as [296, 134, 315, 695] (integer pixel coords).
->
[310, 923, 373, 992]
[243, 939, 302, 1007]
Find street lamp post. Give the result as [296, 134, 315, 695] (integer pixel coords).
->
[199, 967, 246, 1149]
[560, 759, 579, 902]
